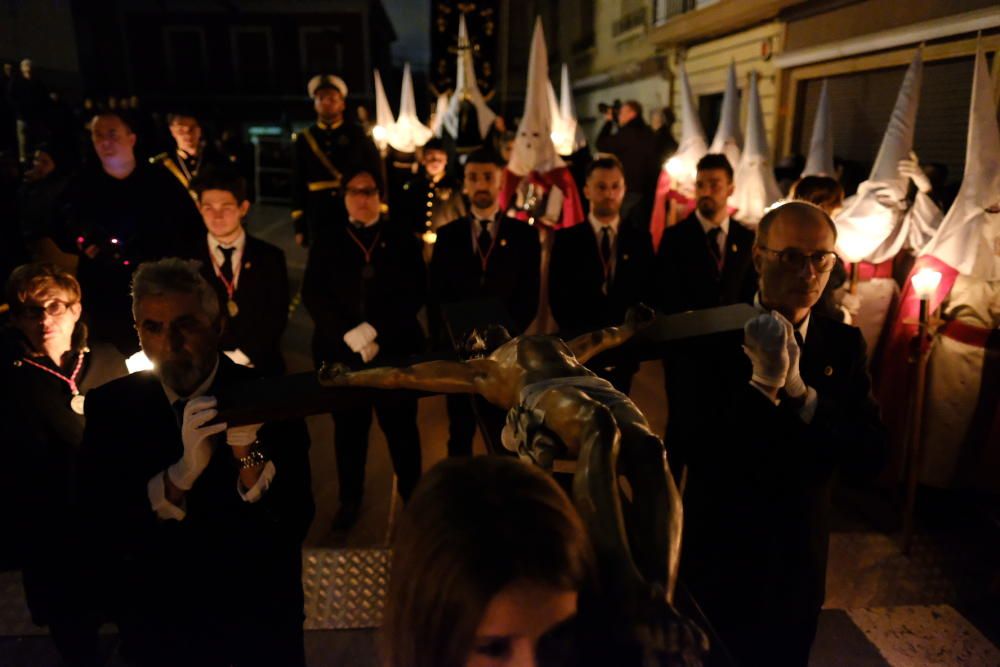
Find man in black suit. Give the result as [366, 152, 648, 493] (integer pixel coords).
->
[78, 258, 314, 667]
[595, 100, 659, 222]
[301, 169, 425, 531]
[429, 148, 540, 456]
[655, 153, 757, 314]
[190, 167, 289, 376]
[549, 155, 653, 394]
[668, 202, 887, 666]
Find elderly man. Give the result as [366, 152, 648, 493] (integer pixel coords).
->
[78, 258, 314, 667]
[669, 201, 887, 666]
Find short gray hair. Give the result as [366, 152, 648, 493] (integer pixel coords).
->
[131, 258, 220, 322]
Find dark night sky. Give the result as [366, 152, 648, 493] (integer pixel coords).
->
[383, 0, 430, 69]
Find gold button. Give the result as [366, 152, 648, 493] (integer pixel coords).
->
[426, 192, 433, 199]
[824, 366, 834, 376]
[426, 201, 433, 207]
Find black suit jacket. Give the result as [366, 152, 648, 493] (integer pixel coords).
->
[667, 314, 887, 660]
[301, 219, 426, 367]
[77, 356, 314, 661]
[655, 212, 757, 314]
[197, 234, 289, 376]
[550, 219, 654, 338]
[430, 215, 540, 337]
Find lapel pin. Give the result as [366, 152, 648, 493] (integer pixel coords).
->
[824, 366, 834, 376]
[731, 244, 738, 253]
[244, 261, 251, 269]
[623, 253, 629, 261]
[500, 238, 508, 247]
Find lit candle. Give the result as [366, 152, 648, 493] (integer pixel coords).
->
[910, 268, 942, 299]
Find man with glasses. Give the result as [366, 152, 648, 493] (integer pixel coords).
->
[301, 169, 426, 532]
[668, 201, 887, 666]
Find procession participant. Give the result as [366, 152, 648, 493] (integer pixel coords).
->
[397, 137, 466, 252]
[151, 112, 229, 196]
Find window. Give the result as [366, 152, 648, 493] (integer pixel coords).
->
[300, 27, 344, 79]
[232, 27, 275, 89]
[164, 26, 208, 90]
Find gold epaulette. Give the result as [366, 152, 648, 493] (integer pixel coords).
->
[149, 152, 170, 164]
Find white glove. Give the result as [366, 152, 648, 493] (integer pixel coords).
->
[224, 348, 253, 367]
[359, 341, 380, 364]
[343, 322, 378, 353]
[167, 396, 227, 490]
[743, 312, 789, 389]
[773, 312, 807, 398]
[898, 151, 932, 193]
[226, 422, 262, 448]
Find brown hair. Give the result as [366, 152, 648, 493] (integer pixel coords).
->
[383, 456, 595, 667]
[5, 262, 81, 315]
[789, 175, 844, 214]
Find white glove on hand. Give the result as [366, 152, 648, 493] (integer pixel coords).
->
[898, 151, 932, 193]
[167, 396, 227, 491]
[743, 313, 789, 388]
[359, 341, 380, 364]
[224, 348, 253, 367]
[226, 422, 262, 449]
[773, 312, 807, 398]
[343, 322, 378, 353]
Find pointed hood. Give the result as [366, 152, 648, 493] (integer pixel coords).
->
[507, 17, 564, 176]
[709, 60, 742, 168]
[663, 64, 708, 196]
[387, 63, 433, 153]
[835, 47, 925, 263]
[430, 91, 449, 138]
[372, 69, 394, 149]
[729, 71, 782, 225]
[556, 63, 587, 155]
[443, 13, 496, 144]
[920, 42, 1000, 279]
[802, 79, 835, 177]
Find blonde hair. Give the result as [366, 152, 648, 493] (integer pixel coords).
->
[5, 262, 81, 315]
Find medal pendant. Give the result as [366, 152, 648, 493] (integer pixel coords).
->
[227, 299, 239, 317]
[70, 394, 86, 415]
[362, 264, 376, 280]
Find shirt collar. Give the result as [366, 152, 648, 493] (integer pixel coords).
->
[588, 212, 620, 236]
[161, 355, 220, 405]
[695, 208, 730, 237]
[754, 293, 810, 342]
[316, 119, 343, 131]
[471, 205, 499, 223]
[208, 228, 246, 253]
[349, 215, 381, 229]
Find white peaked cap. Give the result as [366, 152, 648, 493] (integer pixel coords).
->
[372, 69, 395, 136]
[559, 63, 587, 154]
[664, 64, 708, 195]
[709, 60, 742, 168]
[730, 71, 782, 225]
[834, 47, 925, 263]
[443, 13, 496, 141]
[430, 92, 449, 138]
[507, 16, 564, 176]
[802, 79, 835, 177]
[920, 42, 1000, 279]
[388, 63, 433, 153]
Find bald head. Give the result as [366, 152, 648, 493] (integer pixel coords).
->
[755, 201, 837, 248]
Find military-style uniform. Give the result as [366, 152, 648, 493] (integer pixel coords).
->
[291, 120, 381, 246]
[150, 142, 229, 197]
[398, 170, 466, 247]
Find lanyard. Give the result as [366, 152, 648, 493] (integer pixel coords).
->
[20, 351, 86, 395]
[345, 226, 382, 265]
[211, 248, 241, 301]
[474, 218, 502, 273]
[594, 227, 614, 282]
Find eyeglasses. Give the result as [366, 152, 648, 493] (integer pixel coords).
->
[758, 246, 838, 273]
[345, 187, 378, 198]
[21, 300, 74, 319]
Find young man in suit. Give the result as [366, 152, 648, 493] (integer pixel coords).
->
[78, 258, 314, 667]
[301, 169, 426, 531]
[429, 148, 541, 456]
[190, 167, 289, 376]
[549, 155, 653, 394]
[668, 202, 887, 666]
[655, 153, 757, 314]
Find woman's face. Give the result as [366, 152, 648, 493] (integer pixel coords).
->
[14, 288, 81, 352]
[466, 579, 577, 667]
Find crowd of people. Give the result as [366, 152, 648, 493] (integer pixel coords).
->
[0, 63, 899, 667]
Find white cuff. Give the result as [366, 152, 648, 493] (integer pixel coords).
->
[237, 460, 276, 503]
[797, 386, 819, 424]
[147, 471, 186, 521]
[748, 380, 780, 405]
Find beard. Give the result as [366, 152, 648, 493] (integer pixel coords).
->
[159, 352, 215, 395]
[696, 197, 719, 219]
[471, 192, 495, 209]
[592, 202, 619, 219]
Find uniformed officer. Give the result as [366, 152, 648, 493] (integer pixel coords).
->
[397, 138, 466, 258]
[150, 112, 229, 197]
[292, 74, 382, 248]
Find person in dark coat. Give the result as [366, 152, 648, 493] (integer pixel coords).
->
[396, 138, 466, 251]
[301, 169, 426, 531]
[78, 258, 314, 667]
[59, 111, 203, 355]
[667, 202, 887, 666]
[291, 74, 382, 248]
[190, 166, 289, 376]
[549, 155, 654, 395]
[595, 100, 659, 222]
[429, 148, 540, 456]
[1, 263, 126, 667]
[150, 112, 232, 196]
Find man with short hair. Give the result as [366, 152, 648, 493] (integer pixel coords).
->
[190, 166, 290, 376]
[669, 201, 887, 666]
[595, 99, 658, 221]
[549, 155, 653, 394]
[430, 148, 540, 455]
[291, 74, 381, 247]
[397, 137, 466, 250]
[151, 113, 228, 195]
[301, 170, 425, 531]
[78, 258, 314, 666]
[61, 111, 203, 354]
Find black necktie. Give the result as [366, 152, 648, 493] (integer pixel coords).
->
[218, 246, 235, 283]
[477, 221, 492, 255]
[172, 399, 187, 428]
[707, 227, 723, 270]
[600, 226, 612, 266]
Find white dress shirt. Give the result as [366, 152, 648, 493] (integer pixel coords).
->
[695, 209, 730, 262]
[207, 229, 246, 289]
[588, 212, 621, 278]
